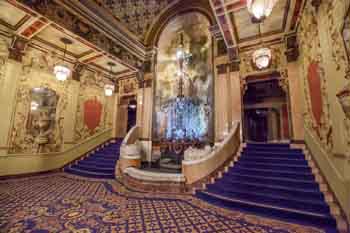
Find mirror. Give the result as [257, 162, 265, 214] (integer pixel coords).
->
[27, 87, 59, 152]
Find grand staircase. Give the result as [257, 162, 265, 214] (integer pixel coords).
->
[64, 139, 123, 179]
[195, 143, 341, 233]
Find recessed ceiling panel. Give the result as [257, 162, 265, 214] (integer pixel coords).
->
[230, 0, 288, 42]
[92, 57, 129, 75]
[0, 1, 27, 29]
[35, 26, 93, 58]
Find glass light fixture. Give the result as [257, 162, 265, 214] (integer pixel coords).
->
[252, 47, 272, 69]
[53, 64, 71, 81]
[31, 101, 39, 111]
[104, 62, 117, 96]
[247, 0, 278, 21]
[54, 38, 73, 81]
[104, 84, 115, 97]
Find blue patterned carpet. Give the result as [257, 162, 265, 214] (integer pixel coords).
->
[0, 173, 324, 233]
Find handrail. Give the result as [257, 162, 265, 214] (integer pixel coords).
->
[122, 126, 139, 146]
[0, 128, 112, 158]
[182, 122, 241, 184]
[0, 128, 113, 176]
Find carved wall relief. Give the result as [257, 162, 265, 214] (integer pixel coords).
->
[74, 72, 113, 142]
[298, 6, 333, 151]
[9, 72, 68, 154]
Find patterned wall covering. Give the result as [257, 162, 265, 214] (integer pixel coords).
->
[94, 0, 176, 40]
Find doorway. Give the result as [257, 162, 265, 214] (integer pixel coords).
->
[243, 77, 290, 142]
[127, 99, 137, 132]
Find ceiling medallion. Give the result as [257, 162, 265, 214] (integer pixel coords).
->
[252, 47, 272, 69]
[247, 0, 279, 22]
[54, 38, 73, 81]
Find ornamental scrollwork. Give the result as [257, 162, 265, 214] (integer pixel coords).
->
[298, 5, 333, 152]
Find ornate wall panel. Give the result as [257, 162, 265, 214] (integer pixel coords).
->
[94, 0, 176, 40]
[8, 48, 69, 153]
[74, 72, 114, 142]
[298, 5, 333, 151]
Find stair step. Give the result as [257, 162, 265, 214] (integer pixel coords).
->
[65, 167, 114, 179]
[206, 185, 329, 214]
[84, 157, 118, 163]
[235, 161, 311, 172]
[239, 156, 308, 165]
[247, 143, 291, 148]
[211, 179, 324, 201]
[232, 167, 314, 181]
[195, 191, 337, 230]
[242, 151, 305, 158]
[220, 173, 319, 190]
[72, 164, 114, 173]
[78, 160, 117, 167]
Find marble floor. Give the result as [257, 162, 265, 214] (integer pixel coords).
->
[0, 173, 324, 233]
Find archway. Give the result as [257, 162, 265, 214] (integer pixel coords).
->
[150, 11, 214, 171]
[243, 75, 291, 142]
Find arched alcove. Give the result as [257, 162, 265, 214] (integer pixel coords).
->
[151, 11, 214, 170]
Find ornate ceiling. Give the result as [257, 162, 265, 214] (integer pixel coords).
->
[0, 0, 138, 80]
[209, 0, 304, 58]
[0, 0, 305, 74]
[93, 0, 176, 41]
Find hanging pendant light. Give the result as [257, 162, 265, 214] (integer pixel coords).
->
[252, 23, 272, 70]
[247, 0, 279, 22]
[54, 38, 72, 81]
[104, 62, 116, 96]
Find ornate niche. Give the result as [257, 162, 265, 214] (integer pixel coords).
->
[27, 88, 59, 153]
[9, 84, 66, 154]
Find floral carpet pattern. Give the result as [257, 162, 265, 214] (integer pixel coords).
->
[0, 173, 324, 233]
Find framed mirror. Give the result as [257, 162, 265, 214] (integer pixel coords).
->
[27, 87, 59, 152]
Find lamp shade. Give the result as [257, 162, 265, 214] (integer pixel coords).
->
[53, 64, 71, 81]
[247, 0, 278, 20]
[104, 84, 115, 96]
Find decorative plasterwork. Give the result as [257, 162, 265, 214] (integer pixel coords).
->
[93, 0, 177, 41]
[209, 0, 305, 60]
[239, 43, 287, 78]
[298, 5, 333, 152]
[0, 38, 9, 87]
[9, 65, 69, 154]
[74, 72, 114, 142]
[14, 0, 143, 69]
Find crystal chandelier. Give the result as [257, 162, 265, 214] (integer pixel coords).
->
[247, 0, 278, 22]
[252, 47, 271, 69]
[54, 38, 72, 81]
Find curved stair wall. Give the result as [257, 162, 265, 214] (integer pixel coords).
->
[182, 122, 241, 185]
[0, 129, 113, 177]
[305, 128, 350, 224]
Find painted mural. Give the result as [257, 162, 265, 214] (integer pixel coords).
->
[153, 12, 213, 142]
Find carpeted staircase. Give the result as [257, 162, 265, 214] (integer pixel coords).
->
[195, 143, 339, 233]
[64, 139, 123, 179]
